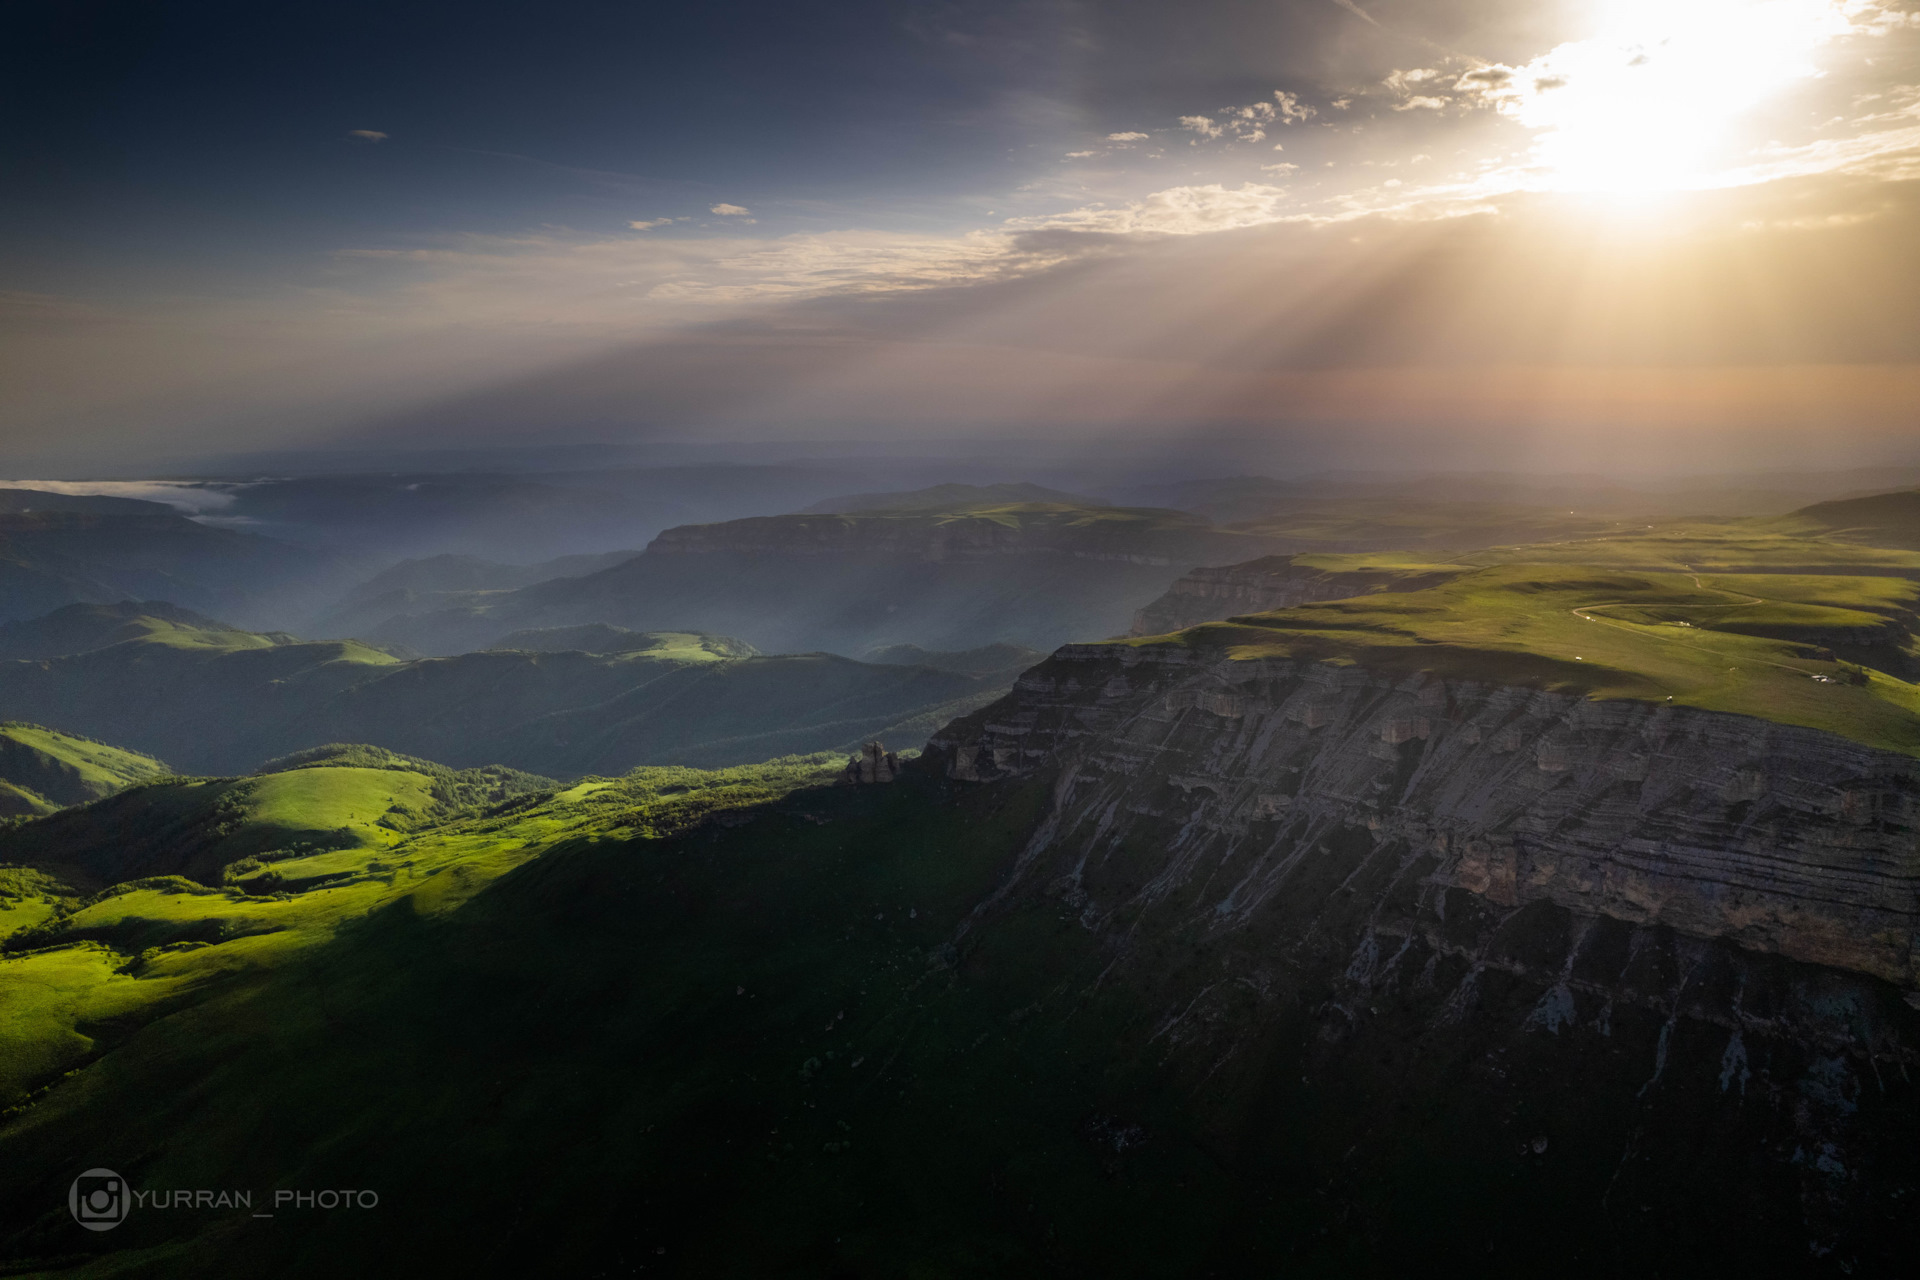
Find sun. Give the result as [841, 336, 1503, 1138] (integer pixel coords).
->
[1497, 0, 1862, 194]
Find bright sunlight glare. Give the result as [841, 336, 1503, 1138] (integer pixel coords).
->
[1489, 0, 1870, 193]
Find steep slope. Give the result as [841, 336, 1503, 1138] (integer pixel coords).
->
[0, 610, 996, 776]
[367, 503, 1290, 657]
[0, 717, 1916, 1274]
[0, 723, 171, 817]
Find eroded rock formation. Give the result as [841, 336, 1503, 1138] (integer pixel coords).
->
[928, 642, 1920, 986]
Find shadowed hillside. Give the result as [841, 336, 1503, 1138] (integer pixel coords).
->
[361, 502, 1293, 657]
[0, 610, 1002, 776]
[0, 510, 346, 628]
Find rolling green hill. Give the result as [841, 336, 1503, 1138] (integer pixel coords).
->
[0, 749, 834, 1110]
[0, 611, 1000, 777]
[0, 745, 552, 893]
[1781, 487, 1920, 550]
[0, 600, 275, 661]
[0, 723, 172, 817]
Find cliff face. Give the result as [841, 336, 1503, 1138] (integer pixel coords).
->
[1129, 557, 1456, 635]
[915, 645, 1920, 1261]
[928, 643, 1920, 986]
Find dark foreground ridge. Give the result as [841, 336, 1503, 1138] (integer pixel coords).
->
[0, 688, 1915, 1275]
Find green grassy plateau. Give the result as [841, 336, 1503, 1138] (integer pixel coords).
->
[1138, 564, 1920, 755]
[1120, 489, 1920, 756]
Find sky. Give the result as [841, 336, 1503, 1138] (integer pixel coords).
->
[4, 0, 1920, 475]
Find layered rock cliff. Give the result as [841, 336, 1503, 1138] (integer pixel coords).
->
[928, 642, 1920, 987]
[916, 643, 1920, 1262]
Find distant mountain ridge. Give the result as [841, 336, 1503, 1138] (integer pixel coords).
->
[0, 599, 264, 661]
[799, 482, 1108, 514]
[361, 502, 1292, 657]
[1788, 488, 1920, 550]
[0, 508, 345, 627]
[309, 549, 643, 640]
[0, 608, 1003, 776]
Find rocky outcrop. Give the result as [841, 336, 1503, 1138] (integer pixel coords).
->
[1129, 557, 1456, 635]
[839, 740, 901, 784]
[926, 642, 1920, 987]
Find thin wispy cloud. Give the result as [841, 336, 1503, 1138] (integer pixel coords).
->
[347, 129, 388, 142]
[1332, 0, 1380, 28]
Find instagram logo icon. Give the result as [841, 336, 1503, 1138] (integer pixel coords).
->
[69, 1168, 129, 1232]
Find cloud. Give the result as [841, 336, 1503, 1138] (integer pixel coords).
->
[1065, 150, 1098, 158]
[1262, 163, 1301, 175]
[1394, 96, 1448, 112]
[1273, 91, 1315, 124]
[1181, 92, 1313, 146]
[347, 130, 388, 143]
[628, 218, 673, 231]
[1106, 131, 1149, 142]
[1181, 92, 1311, 146]
[710, 203, 751, 216]
[1010, 183, 1295, 236]
[1331, 0, 1380, 27]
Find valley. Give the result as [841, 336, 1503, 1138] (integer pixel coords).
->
[0, 474, 1917, 1275]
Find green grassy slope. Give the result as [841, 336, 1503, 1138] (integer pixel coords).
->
[0, 601, 264, 662]
[0, 723, 171, 817]
[0, 751, 830, 1110]
[0, 747, 553, 893]
[1781, 487, 1920, 549]
[0, 757, 1908, 1276]
[0, 614, 991, 777]
[1133, 563, 1920, 755]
